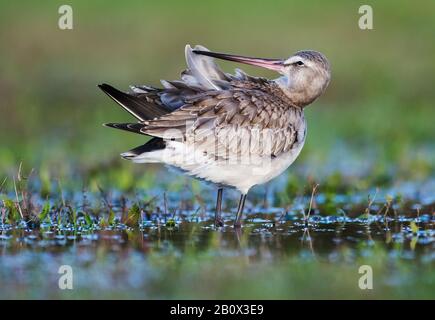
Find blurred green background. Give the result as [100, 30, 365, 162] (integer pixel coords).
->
[0, 0, 434, 186]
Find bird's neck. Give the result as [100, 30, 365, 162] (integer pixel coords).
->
[274, 77, 320, 108]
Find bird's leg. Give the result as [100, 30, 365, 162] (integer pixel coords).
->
[214, 188, 224, 227]
[234, 194, 247, 228]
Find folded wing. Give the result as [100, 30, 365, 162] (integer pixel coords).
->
[141, 88, 304, 159]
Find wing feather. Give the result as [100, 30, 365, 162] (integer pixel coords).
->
[141, 87, 304, 160]
[184, 45, 229, 90]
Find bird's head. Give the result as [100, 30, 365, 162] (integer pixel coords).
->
[275, 51, 331, 107]
[193, 49, 331, 107]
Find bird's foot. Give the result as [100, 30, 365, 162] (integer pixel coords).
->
[214, 217, 224, 228]
[233, 221, 242, 229]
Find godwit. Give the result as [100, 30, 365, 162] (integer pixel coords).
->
[99, 45, 331, 228]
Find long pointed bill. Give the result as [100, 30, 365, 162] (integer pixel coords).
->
[193, 50, 285, 72]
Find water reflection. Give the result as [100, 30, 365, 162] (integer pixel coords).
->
[1, 211, 433, 261]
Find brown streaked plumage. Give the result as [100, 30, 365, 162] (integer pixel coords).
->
[99, 45, 331, 228]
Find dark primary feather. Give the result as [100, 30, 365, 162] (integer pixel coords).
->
[121, 137, 166, 159]
[103, 122, 146, 135]
[98, 83, 172, 121]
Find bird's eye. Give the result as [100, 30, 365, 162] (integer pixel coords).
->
[294, 61, 304, 66]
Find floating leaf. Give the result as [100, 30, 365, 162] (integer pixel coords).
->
[39, 202, 50, 222]
[166, 218, 176, 228]
[126, 203, 141, 227]
[108, 210, 115, 225]
[71, 208, 77, 226]
[3, 199, 19, 223]
[84, 213, 93, 226]
[410, 221, 419, 234]
[99, 217, 107, 228]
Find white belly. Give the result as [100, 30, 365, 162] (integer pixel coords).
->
[130, 136, 305, 194]
[195, 145, 305, 193]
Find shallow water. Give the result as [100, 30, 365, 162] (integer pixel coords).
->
[0, 188, 433, 299]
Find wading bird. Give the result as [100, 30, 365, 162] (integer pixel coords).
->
[99, 45, 331, 228]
